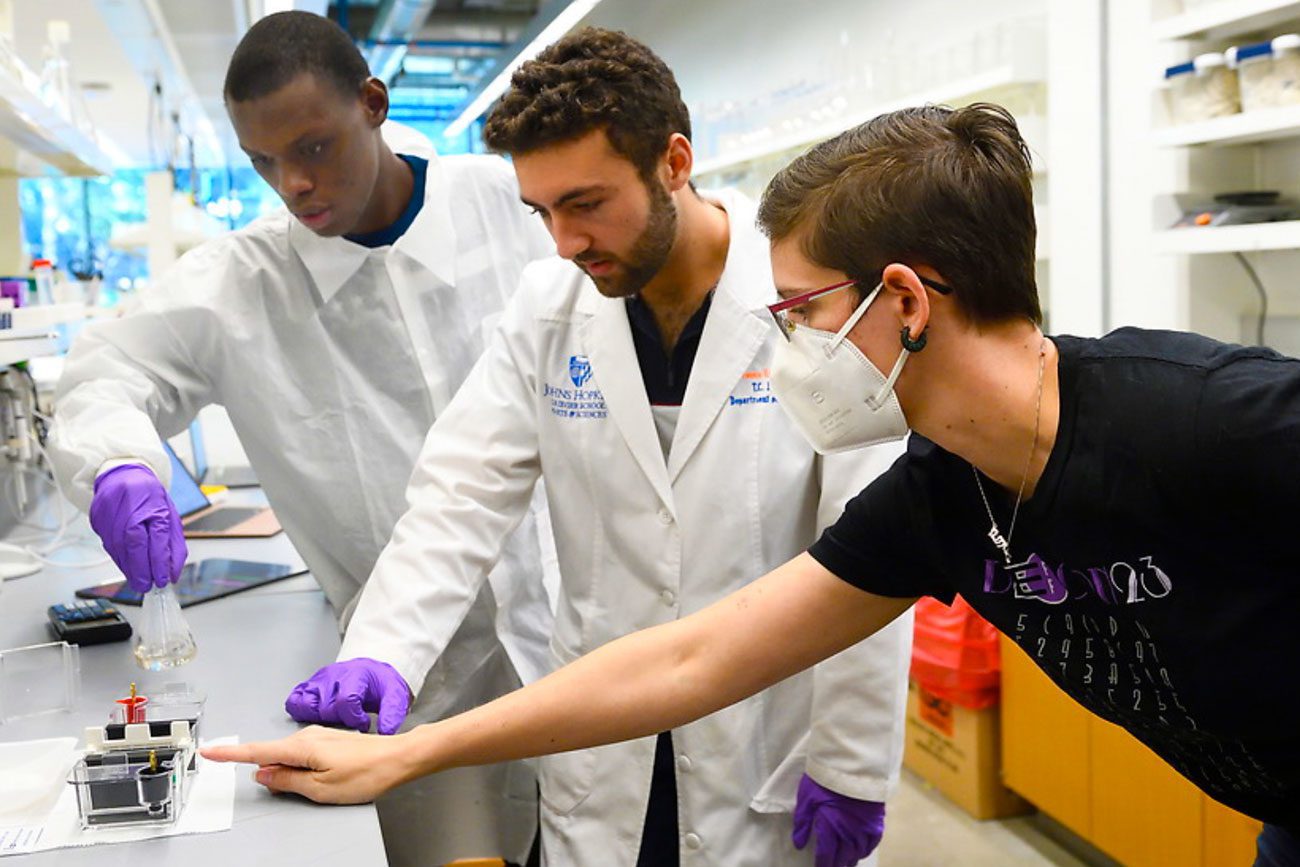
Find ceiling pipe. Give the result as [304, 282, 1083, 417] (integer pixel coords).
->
[366, 0, 439, 84]
[444, 0, 603, 139]
[362, 38, 506, 50]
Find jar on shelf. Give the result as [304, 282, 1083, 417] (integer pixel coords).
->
[1164, 52, 1240, 125]
[28, 259, 55, 306]
[1228, 35, 1300, 112]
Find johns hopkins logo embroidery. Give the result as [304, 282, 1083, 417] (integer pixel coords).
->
[569, 354, 593, 388]
[545, 354, 607, 419]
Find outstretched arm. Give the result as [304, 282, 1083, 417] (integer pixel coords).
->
[203, 554, 916, 804]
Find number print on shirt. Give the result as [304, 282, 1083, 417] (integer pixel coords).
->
[1004, 575, 1284, 798]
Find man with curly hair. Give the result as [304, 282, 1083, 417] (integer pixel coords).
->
[288, 25, 911, 867]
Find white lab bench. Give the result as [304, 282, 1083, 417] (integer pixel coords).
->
[0, 489, 387, 866]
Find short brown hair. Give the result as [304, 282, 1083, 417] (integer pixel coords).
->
[483, 27, 691, 178]
[757, 103, 1040, 325]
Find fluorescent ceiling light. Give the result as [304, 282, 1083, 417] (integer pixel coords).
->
[402, 55, 457, 76]
[443, 0, 604, 139]
[251, 0, 298, 20]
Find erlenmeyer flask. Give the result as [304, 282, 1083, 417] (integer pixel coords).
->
[133, 584, 197, 671]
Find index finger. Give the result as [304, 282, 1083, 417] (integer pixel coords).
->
[202, 739, 311, 768]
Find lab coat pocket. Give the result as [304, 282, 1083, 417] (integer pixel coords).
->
[749, 730, 809, 814]
[504, 757, 539, 804]
[538, 747, 599, 816]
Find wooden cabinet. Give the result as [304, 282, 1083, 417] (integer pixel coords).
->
[1000, 637, 1263, 867]
[1090, 718, 1203, 866]
[1001, 634, 1092, 837]
[1203, 797, 1265, 867]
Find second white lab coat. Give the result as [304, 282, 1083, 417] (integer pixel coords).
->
[343, 189, 912, 866]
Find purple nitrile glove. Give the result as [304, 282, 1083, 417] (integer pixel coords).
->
[89, 464, 188, 594]
[284, 658, 412, 735]
[792, 774, 887, 867]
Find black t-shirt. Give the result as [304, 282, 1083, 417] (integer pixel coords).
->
[810, 327, 1300, 829]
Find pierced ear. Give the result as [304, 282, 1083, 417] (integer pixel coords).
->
[882, 263, 932, 337]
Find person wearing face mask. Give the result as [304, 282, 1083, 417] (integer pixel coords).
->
[206, 103, 1300, 862]
[276, 26, 911, 867]
[47, 11, 557, 865]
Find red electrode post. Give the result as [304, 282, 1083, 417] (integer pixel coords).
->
[116, 682, 148, 724]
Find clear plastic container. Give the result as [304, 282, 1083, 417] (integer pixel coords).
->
[1229, 35, 1300, 112]
[69, 746, 189, 829]
[1164, 52, 1241, 124]
[0, 641, 80, 724]
[76, 691, 201, 830]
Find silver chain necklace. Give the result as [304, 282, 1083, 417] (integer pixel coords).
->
[972, 338, 1048, 566]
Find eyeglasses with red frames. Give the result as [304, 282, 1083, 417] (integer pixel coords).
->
[766, 275, 954, 338]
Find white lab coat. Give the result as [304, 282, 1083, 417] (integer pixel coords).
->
[49, 127, 555, 864]
[343, 189, 912, 867]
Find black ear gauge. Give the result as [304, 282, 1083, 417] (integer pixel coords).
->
[900, 325, 928, 352]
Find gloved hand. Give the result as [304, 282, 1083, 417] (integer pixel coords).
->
[89, 464, 188, 594]
[284, 658, 412, 735]
[792, 773, 887, 867]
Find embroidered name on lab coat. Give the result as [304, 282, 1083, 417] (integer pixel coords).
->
[729, 367, 778, 407]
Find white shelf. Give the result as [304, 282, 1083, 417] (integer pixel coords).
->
[1153, 0, 1300, 42]
[2, 303, 85, 331]
[0, 59, 112, 177]
[0, 334, 59, 366]
[0, 306, 83, 366]
[694, 64, 1044, 176]
[1152, 220, 1300, 253]
[1152, 104, 1300, 146]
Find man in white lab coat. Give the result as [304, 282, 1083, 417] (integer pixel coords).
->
[47, 12, 552, 865]
[299, 27, 912, 867]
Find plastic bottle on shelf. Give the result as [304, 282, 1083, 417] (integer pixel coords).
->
[1228, 35, 1300, 112]
[28, 260, 55, 306]
[1164, 52, 1240, 125]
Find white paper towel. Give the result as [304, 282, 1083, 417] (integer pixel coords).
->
[0, 736, 237, 856]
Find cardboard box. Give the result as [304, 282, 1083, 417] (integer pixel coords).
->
[903, 680, 1032, 820]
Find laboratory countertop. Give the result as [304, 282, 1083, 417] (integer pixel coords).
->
[0, 489, 387, 867]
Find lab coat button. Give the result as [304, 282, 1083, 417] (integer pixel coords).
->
[676, 755, 693, 773]
[660, 589, 676, 607]
[657, 508, 673, 525]
[684, 833, 702, 850]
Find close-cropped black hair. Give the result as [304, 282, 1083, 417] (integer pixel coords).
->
[224, 11, 371, 103]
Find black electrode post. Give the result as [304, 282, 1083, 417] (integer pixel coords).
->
[136, 750, 171, 816]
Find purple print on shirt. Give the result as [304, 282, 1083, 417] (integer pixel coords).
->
[983, 553, 1173, 607]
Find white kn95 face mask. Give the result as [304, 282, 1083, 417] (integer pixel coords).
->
[769, 283, 912, 454]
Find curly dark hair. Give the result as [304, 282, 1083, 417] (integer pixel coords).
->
[483, 27, 691, 179]
[758, 103, 1041, 326]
